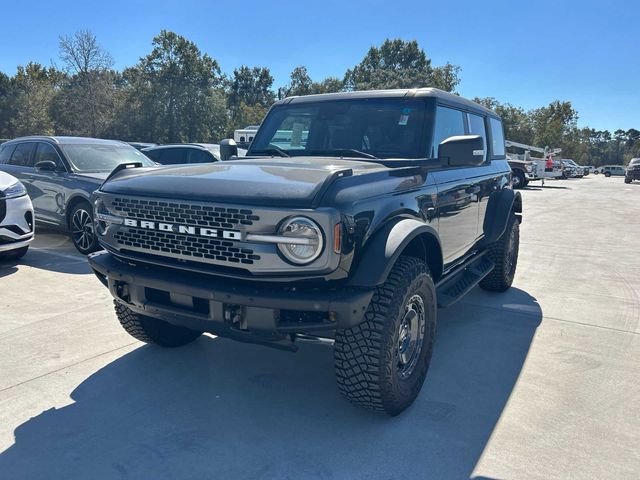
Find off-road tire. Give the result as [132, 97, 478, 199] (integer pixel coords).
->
[0, 246, 29, 261]
[625, 177, 632, 184]
[334, 256, 437, 416]
[480, 214, 520, 292]
[114, 301, 203, 347]
[604, 172, 611, 177]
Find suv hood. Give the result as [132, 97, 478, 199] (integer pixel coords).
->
[100, 157, 386, 207]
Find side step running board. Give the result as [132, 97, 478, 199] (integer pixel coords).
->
[436, 254, 494, 308]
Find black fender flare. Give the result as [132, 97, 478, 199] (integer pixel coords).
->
[348, 218, 443, 288]
[482, 188, 522, 245]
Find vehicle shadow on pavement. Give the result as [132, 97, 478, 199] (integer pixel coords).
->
[0, 288, 542, 480]
[0, 248, 91, 276]
[0, 230, 91, 276]
[0, 264, 18, 278]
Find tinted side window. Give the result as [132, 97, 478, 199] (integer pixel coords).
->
[143, 149, 162, 162]
[432, 106, 466, 157]
[188, 149, 213, 164]
[467, 113, 487, 162]
[34, 143, 64, 168]
[489, 117, 506, 157]
[0, 144, 16, 163]
[142, 150, 160, 162]
[157, 148, 187, 165]
[9, 142, 36, 167]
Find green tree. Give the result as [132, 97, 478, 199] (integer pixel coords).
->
[118, 30, 226, 142]
[3, 63, 61, 137]
[229, 66, 275, 107]
[344, 39, 460, 92]
[227, 65, 275, 133]
[280, 66, 345, 98]
[430, 63, 462, 92]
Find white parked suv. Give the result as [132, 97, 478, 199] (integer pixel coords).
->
[0, 171, 34, 259]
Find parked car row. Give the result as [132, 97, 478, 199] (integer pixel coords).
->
[0, 137, 155, 253]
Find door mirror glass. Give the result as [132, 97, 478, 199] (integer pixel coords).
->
[34, 160, 58, 171]
[438, 135, 485, 167]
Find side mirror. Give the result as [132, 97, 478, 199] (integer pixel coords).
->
[34, 160, 58, 171]
[438, 135, 485, 167]
[219, 139, 238, 161]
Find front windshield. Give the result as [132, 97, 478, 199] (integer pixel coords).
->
[249, 98, 428, 159]
[60, 143, 155, 172]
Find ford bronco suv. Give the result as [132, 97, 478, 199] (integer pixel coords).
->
[88, 89, 522, 415]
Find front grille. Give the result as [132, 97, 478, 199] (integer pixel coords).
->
[114, 228, 261, 265]
[110, 197, 260, 229]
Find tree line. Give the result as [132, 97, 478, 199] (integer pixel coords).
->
[0, 30, 637, 166]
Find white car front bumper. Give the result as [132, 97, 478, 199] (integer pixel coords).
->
[0, 194, 34, 252]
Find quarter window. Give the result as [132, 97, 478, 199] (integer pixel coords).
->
[432, 106, 466, 157]
[9, 142, 36, 167]
[489, 117, 506, 157]
[188, 149, 213, 164]
[0, 144, 15, 163]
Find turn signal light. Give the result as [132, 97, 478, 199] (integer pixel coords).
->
[333, 223, 342, 254]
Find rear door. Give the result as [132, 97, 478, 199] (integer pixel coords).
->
[2, 142, 38, 196]
[468, 113, 501, 229]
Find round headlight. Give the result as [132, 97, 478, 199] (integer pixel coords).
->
[277, 216, 323, 265]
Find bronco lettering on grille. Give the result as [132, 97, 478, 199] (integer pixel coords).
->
[123, 218, 242, 240]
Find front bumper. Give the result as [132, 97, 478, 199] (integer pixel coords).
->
[89, 251, 373, 337]
[626, 170, 640, 180]
[0, 194, 34, 252]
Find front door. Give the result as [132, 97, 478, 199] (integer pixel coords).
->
[30, 142, 68, 225]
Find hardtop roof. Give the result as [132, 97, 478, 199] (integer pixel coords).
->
[276, 87, 498, 117]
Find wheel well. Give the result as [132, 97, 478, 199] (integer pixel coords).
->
[400, 234, 443, 282]
[512, 192, 523, 214]
[66, 196, 91, 228]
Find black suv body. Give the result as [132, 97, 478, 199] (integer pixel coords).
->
[89, 89, 522, 415]
[0, 136, 154, 253]
[625, 158, 640, 183]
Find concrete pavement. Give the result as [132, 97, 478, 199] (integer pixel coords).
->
[0, 175, 638, 479]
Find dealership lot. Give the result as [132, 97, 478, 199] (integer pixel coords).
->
[0, 176, 639, 479]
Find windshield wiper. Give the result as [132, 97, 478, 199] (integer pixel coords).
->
[251, 145, 290, 157]
[307, 148, 379, 159]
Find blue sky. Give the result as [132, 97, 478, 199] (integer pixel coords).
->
[0, 0, 637, 131]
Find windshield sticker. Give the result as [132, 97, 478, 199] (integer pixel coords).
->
[398, 108, 412, 125]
